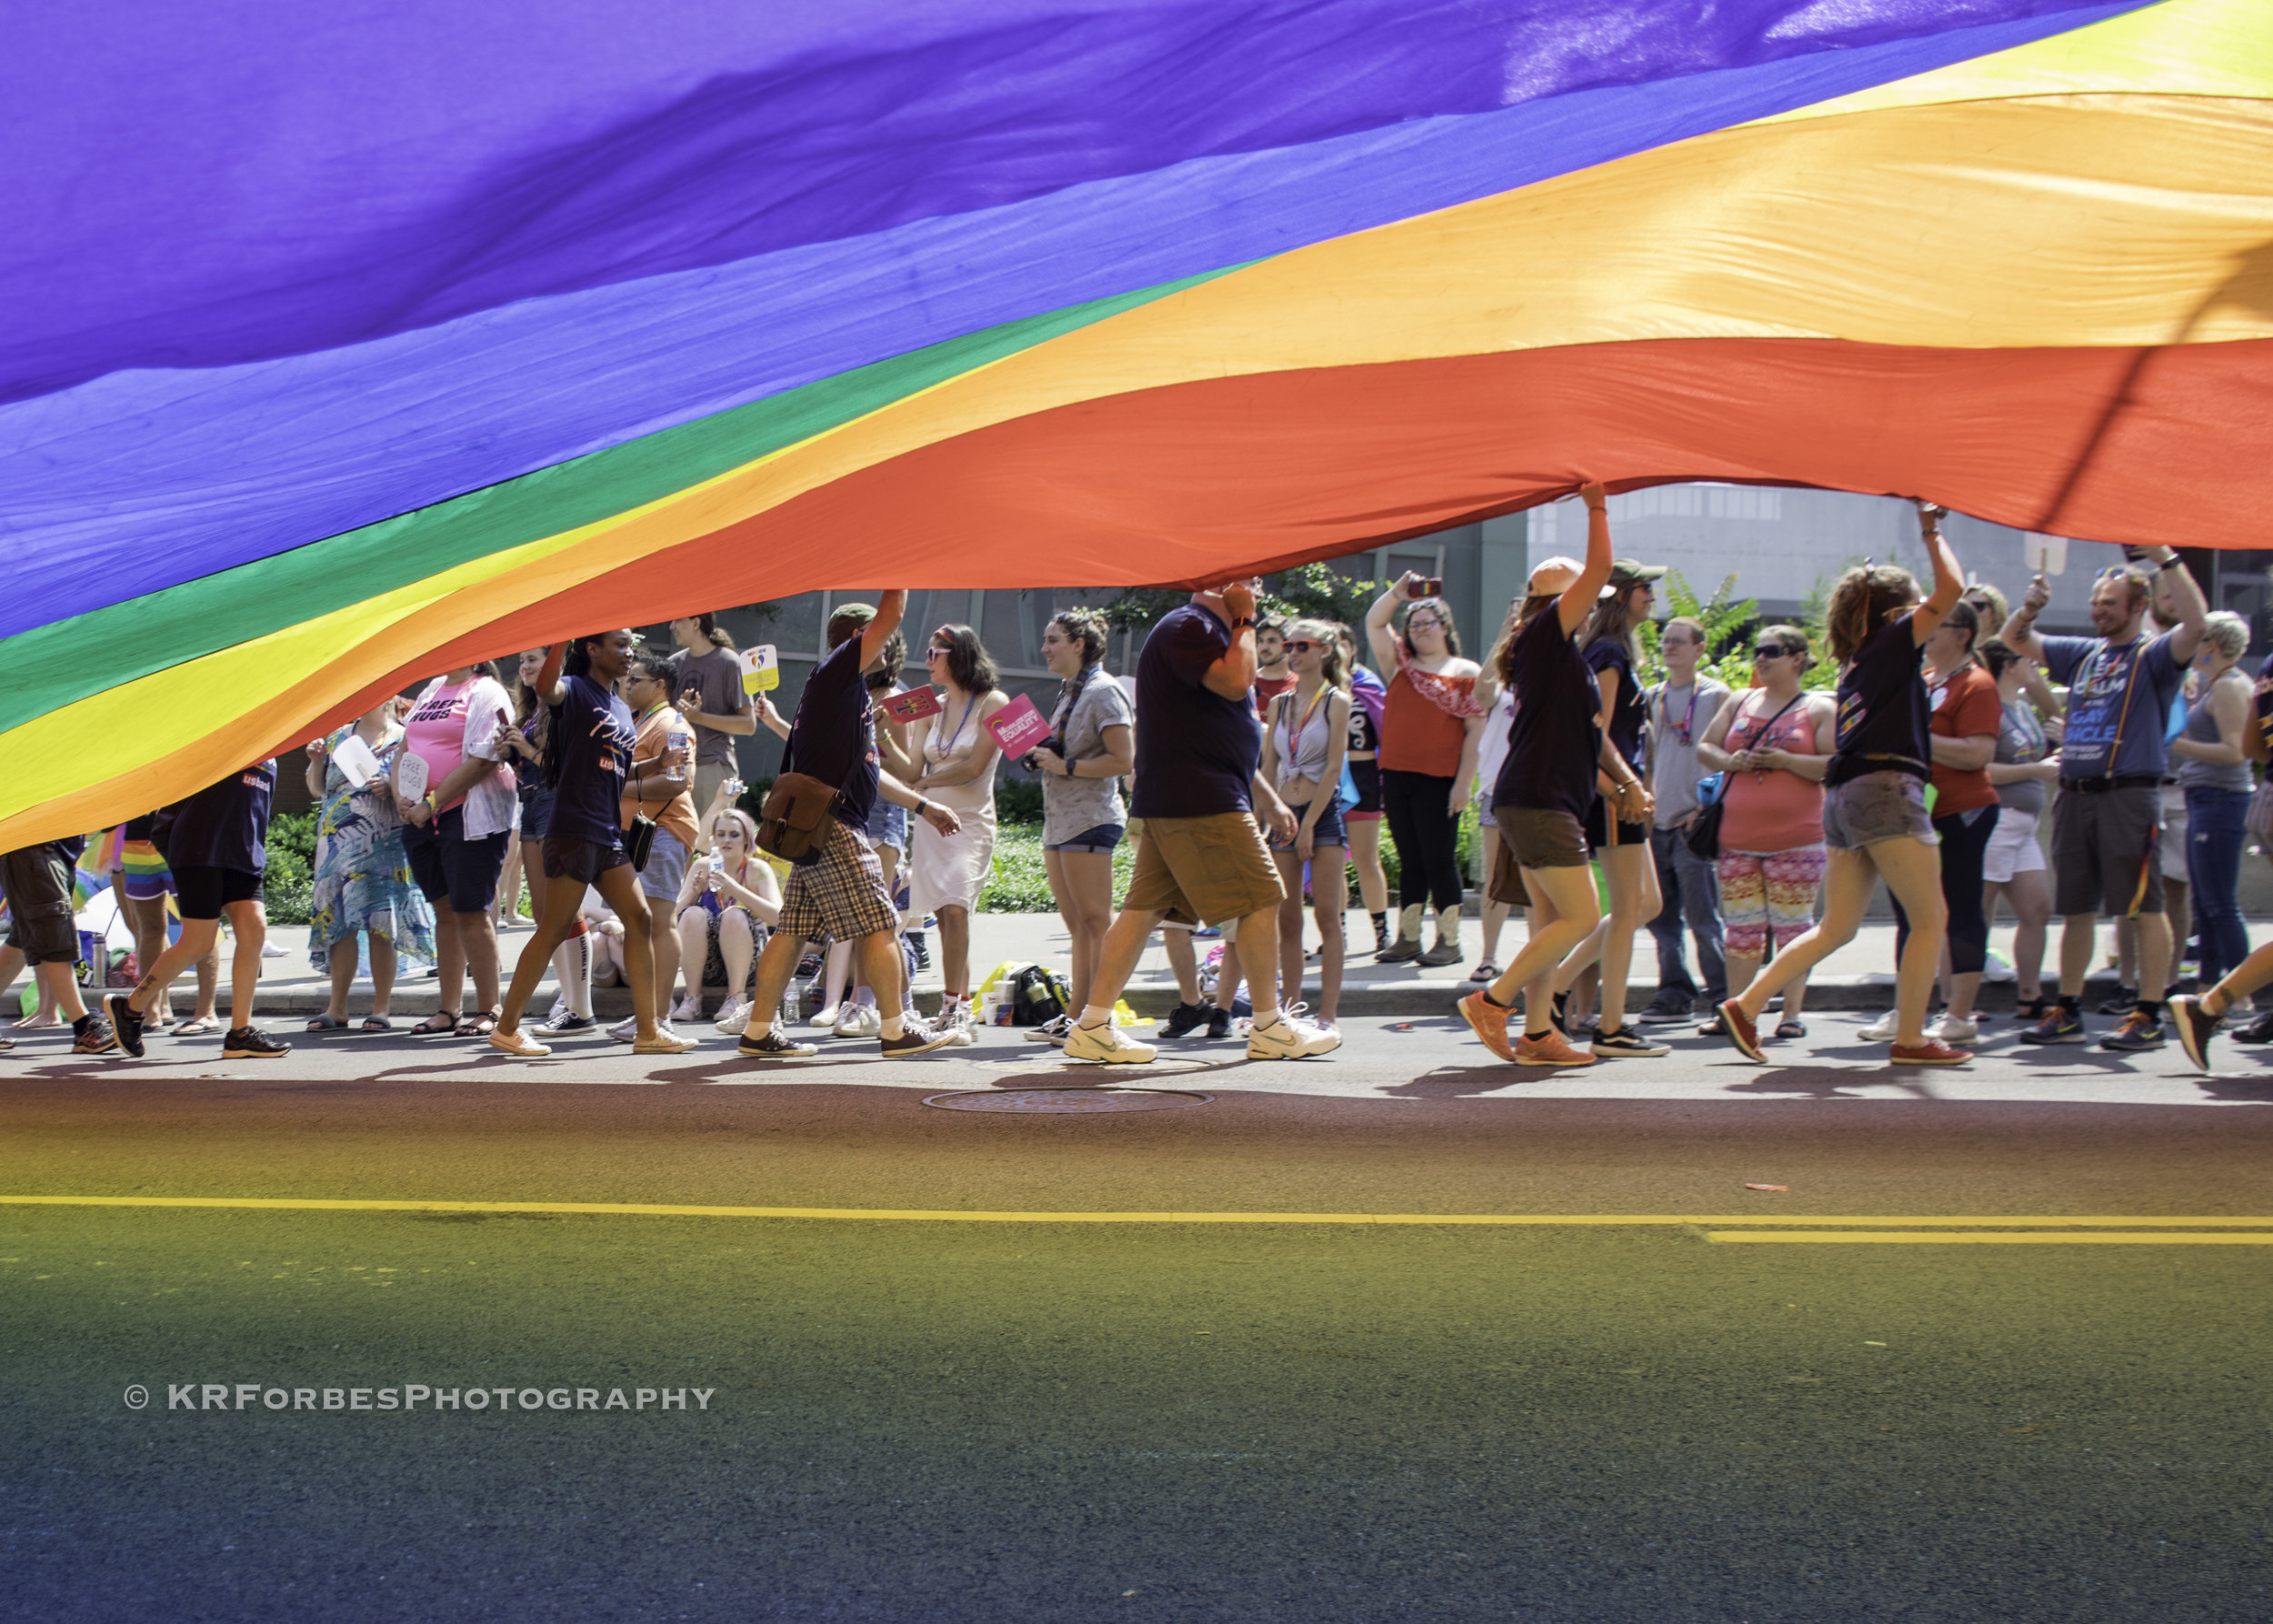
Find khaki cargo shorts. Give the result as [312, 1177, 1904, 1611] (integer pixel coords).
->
[1121, 812, 1286, 927]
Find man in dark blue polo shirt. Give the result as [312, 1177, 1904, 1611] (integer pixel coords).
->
[1063, 578, 1338, 1064]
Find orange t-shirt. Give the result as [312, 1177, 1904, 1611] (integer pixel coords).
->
[1928, 664, 2001, 817]
[621, 705, 703, 855]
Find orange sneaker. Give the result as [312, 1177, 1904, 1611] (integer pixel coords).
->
[1459, 989, 1520, 1063]
[1717, 999, 1764, 1062]
[1514, 1029, 1595, 1067]
[1889, 1038, 1972, 1066]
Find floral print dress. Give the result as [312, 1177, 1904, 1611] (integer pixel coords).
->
[307, 725, 437, 971]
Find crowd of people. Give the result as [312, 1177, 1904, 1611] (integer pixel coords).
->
[6, 497, 2268, 1075]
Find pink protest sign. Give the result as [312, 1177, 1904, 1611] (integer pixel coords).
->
[879, 687, 942, 726]
[985, 693, 1052, 757]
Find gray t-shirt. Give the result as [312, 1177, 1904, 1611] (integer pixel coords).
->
[1040, 670, 1135, 846]
[1646, 676, 1730, 827]
[671, 646, 752, 767]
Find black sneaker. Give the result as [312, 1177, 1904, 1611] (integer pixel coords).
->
[2235, 1009, 2273, 1044]
[2167, 996, 2219, 1074]
[534, 1012, 596, 1037]
[2018, 1004, 2087, 1044]
[1206, 1007, 1232, 1041]
[2099, 1011, 2165, 1052]
[1550, 991, 1575, 1039]
[880, 1020, 959, 1059]
[72, 1014, 119, 1055]
[1162, 1001, 1210, 1038]
[2096, 987, 2138, 1017]
[738, 1024, 819, 1059]
[1590, 1025, 1669, 1058]
[223, 1027, 291, 1058]
[106, 994, 145, 1058]
[1636, 998, 1693, 1027]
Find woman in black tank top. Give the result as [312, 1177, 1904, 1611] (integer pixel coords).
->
[1717, 502, 1971, 1068]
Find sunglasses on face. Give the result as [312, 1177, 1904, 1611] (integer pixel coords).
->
[1285, 640, 1318, 654]
[1754, 646, 1792, 661]
[926, 646, 951, 657]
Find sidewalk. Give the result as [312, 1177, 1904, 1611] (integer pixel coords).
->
[82, 910, 2191, 1024]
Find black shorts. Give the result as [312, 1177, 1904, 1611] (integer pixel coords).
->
[2, 842, 81, 962]
[1583, 797, 1652, 853]
[1347, 758, 1384, 817]
[2050, 783, 2164, 917]
[403, 807, 510, 914]
[542, 834, 632, 888]
[174, 865, 263, 922]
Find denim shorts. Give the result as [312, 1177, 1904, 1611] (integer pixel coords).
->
[1820, 770, 1936, 851]
[1045, 821, 1125, 854]
[1269, 797, 1347, 851]
[864, 795, 909, 855]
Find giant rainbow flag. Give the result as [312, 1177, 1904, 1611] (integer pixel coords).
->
[4, 0, 2268, 845]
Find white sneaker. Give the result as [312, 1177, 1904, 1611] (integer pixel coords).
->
[1247, 1009, 1342, 1058]
[669, 994, 703, 1024]
[713, 996, 752, 1035]
[808, 1002, 840, 1029]
[932, 1002, 978, 1046]
[1929, 1013, 1979, 1044]
[1063, 1018, 1157, 1064]
[1855, 1011, 1901, 1043]
[832, 1002, 881, 1039]
[260, 940, 290, 958]
[1982, 951, 2017, 985]
[608, 1015, 638, 1044]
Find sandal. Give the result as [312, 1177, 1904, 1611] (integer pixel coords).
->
[361, 1015, 393, 1031]
[173, 1017, 220, 1037]
[1467, 961, 1497, 983]
[456, 1010, 500, 1038]
[2010, 998, 2050, 1024]
[411, 1011, 459, 1036]
[305, 1014, 349, 1032]
[1775, 1019, 1807, 1040]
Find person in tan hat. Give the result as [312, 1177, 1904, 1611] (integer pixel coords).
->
[1459, 482, 1650, 1066]
[1541, 556, 1672, 1058]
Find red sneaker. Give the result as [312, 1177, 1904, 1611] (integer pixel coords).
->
[1458, 989, 1519, 1063]
[1890, 1039, 1973, 1066]
[1514, 1029, 1596, 1067]
[1717, 999, 1764, 1062]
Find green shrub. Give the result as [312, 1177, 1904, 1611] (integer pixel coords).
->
[994, 777, 1045, 824]
[264, 810, 318, 925]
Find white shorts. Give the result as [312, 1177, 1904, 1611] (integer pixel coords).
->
[1982, 805, 2046, 884]
[2159, 783, 2188, 880]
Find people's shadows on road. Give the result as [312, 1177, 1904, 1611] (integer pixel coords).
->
[1382, 1066, 1548, 1100]
[1717, 1066, 1941, 1100]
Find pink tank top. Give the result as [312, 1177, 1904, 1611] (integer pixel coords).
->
[1718, 694, 1824, 853]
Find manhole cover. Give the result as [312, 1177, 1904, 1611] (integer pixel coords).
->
[923, 1088, 1213, 1115]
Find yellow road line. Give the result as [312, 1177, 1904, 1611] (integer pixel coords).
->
[1709, 1232, 2273, 1245]
[4, 1196, 2271, 1228]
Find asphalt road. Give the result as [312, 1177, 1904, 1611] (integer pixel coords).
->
[4, 1011, 2270, 1622]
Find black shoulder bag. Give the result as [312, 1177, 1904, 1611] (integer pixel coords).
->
[1687, 691, 1807, 862]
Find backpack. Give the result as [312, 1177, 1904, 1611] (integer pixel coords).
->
[1006, 964, 1071, 1028]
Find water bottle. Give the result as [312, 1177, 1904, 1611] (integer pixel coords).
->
[666, 724, 691, 782]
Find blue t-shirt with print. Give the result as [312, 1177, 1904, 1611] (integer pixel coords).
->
[2040, 632, 2184, 782]
[549, 673, 637, 846]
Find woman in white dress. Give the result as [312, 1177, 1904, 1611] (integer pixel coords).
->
[906, 624, 1010, 1039]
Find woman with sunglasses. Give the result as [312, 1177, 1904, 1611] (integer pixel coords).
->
[906, 623, 1009, 1042]
[676, 806, 782, 1034]
[1258, 621, 1354, 1028]
[1027, 608, 1135, 1033]
[1717, 502, 1972, 1066]
[1697, 628, 1836, 1039]
[1330, 623, 1394, 954]
[1364, 577, 1485, 966]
